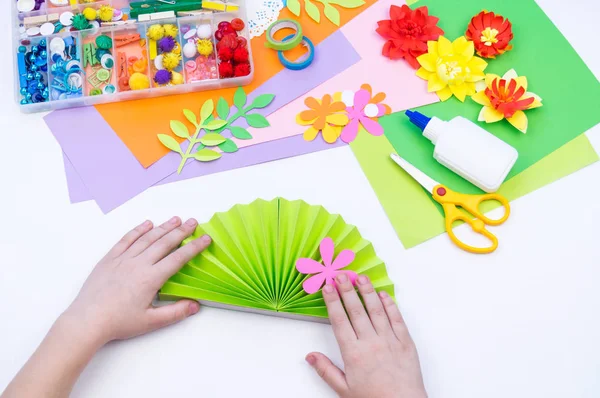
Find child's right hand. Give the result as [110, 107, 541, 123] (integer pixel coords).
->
[306, 274, 427, 398]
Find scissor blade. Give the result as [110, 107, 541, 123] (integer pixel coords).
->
[390, 153, 439, 193]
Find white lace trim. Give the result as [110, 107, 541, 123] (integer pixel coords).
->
[247, 0, 285, 38]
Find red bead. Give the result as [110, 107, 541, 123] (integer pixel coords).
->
[218, 21, 231, 31]
[231, 18, 245, 31]
[215, 30, 224, 41]
[220, 25, 237, 36]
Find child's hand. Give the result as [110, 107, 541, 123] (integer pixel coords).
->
[63, 217, 211, 347]
[306, 274, 427, 398]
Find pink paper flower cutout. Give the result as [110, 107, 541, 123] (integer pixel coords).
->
[295, 237, 358, 294]
[340, 88, 387, 143]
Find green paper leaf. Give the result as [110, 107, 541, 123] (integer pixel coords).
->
[204, 119, 228, 131]
[230, 126, 253, 140]
[327, 0, 365, 8]
[158, 134, 183, 154]
[219, 138, 239, 153]
[195, 143, 205, 152]
[217, 97, 230, 120]
[183, 109, 198, 126]
[200, 133, 226, 147]
[304, 0, 321, 22]
[170, 120, 190, 139]
[245, 114, 270, 128]
[287, 0, 301, 16]
[200, 99, 214, 124]
[194, 149, 222, 162]
[323, 3, 340, 25]
[233, 87, 247, 111]
[251, 94, 276, 109]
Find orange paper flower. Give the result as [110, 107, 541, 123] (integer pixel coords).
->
[466, 11, 513, 58]
[297, 95, 349, 143]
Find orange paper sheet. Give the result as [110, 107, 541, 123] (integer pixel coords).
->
[95, 2, 377, 167]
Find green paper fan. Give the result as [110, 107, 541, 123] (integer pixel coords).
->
[159, 198, 395, 322]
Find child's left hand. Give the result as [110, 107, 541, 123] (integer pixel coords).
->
[63, 217, 211, 347]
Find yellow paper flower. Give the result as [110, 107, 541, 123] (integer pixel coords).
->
[471, 69, 542, 133]
[416, 36, 488, 102]
[296, 94, 348, 143]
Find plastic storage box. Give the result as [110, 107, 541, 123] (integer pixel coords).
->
[12, 0, 254, 113]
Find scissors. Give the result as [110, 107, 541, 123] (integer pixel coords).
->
[390, 153, 511, 254]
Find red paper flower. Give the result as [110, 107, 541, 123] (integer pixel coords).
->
[376, 5, 444, 69]
[466, 11, 513, 58]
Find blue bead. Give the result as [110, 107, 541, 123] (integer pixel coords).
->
[29, 54, 37, 63]
[18, 46, 27, 53]
[26, 93, 32, 100]
[39, 50, 47, 59]
[32, 46, 39, 53]
[41, 65, 48, 72]
[20, 87, 28, 95]
[39, 39, 46, 47]
[20, 99, 29, 105]
[37, 82, 46, 90]
[34, 72, 43, 80]
[26, 72, 34, 81]
[42, 88, 49, 99]
[30, 64, 38, 72]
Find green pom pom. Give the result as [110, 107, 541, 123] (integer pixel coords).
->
[95, 35, 113, 50]
[71, 14, 91, 31]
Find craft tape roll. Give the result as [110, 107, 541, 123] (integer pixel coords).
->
[264, 19, 303, 51]
[278, 34, 314, 71]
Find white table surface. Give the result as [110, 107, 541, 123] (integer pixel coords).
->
[2, 1, 600, 397]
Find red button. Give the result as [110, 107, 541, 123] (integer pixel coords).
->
[436, 187, 446, 196]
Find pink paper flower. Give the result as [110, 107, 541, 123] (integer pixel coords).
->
[340, 88, 387, 143]
[295, 237, 357, 294]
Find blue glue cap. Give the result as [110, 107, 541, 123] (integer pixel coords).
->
[405, 110, 431, 132]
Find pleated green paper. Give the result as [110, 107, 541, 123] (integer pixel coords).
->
[159, 198, 395, 319]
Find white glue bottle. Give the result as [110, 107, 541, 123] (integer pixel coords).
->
[405, 110, 518, 193]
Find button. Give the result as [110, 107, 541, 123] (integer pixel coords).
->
[96, 68, 110, 82]
[60, 12, 74, 27]
[26, 26, 40, 37]
[17, 0, 35, 12]
[40, 22, 56, 37]
[103, 84, 116, 94]
[49, 37, 65, 54]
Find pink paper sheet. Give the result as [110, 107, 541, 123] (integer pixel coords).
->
[236, 0, 439, 147]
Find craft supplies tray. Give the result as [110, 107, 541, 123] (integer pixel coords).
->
[12, 0, 254, 113]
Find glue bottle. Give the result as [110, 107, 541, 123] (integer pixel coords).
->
[405, 110, 518, 193]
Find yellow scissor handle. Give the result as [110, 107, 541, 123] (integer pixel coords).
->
[432, 185, 511, 254]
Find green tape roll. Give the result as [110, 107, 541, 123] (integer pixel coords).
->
[264, 19, 303, 51]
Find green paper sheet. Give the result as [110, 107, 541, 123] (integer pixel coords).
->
[384, 0, 600, 200]
[351, 133, 598, 248]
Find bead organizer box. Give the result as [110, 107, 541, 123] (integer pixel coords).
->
[12, 0, 254, 113]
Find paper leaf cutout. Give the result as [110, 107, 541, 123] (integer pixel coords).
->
[323, 3, 340, 26]
[304, 0, 321, 23]
[328, 0, 365, 7]
[251, 94, 276, 109]
[200, 133, 226, 146]
[246, 114, 270, 128]
[170, 120, 190, 139]
[205, 119, 228, 131]
[287, 0, 301, 16]
[195, 144, 205, 152]
[158, 134, 183, 154]
[233, 87, 247, 111]
[230, 126, 253, 140]
[183, 109, 198, 126]
[295, 237, 358, 294]
[200, 99, 214, 124]
[194, 149, 222, 162]
[217, 97, 230, 120]
[219, 139, 238, 153]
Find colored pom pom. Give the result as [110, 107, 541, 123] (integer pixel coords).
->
[163, 24, 179, 38]
[219, 34, 238, 50]
[219, 62, 234, 78]
[95, 35, 112, 50]
[234, 63, 251, 77]
[171, 71, 184, 85]
[154, 69, 172, 85]
[158, 36, 176, 52]
[129, 72, 150, 90]
[197, 39, 214, 56]
[147, 25, 165, 41]
[172, 42, 181, 55]
[82, 7, 97, 21]
[162, 52, 181, 70]
[233, 47, 249, 63]
[218, 46, 233, 62]
[98, 5, 115, 22]
[71, 14, 91, 31]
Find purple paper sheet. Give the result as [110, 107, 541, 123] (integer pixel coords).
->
[48, 31, 358, 213]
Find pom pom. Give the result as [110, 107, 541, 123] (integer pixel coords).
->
[162, 52, 181, 70]
[95, 35, 112, 50]
[129, 72, 150, 90]
[82, 7, 97, 21]
[233, 47, 249, 63]
[158, 36, 176, 52]
[163, 24, 179, 38]
[147, 25, 165, 41]
[234, 63, 251, 77]
[172, 42, 181, 55]
[71, 14, 91, 31]
[197, 39, 214, 56]
[154, 69, 172, 85]
[98, 5, 114, 22]
[218, 46, 233, 62]
[219, 62, 233, 78]
[171, 71, 184, 85]
[220, 34, 238, 50]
